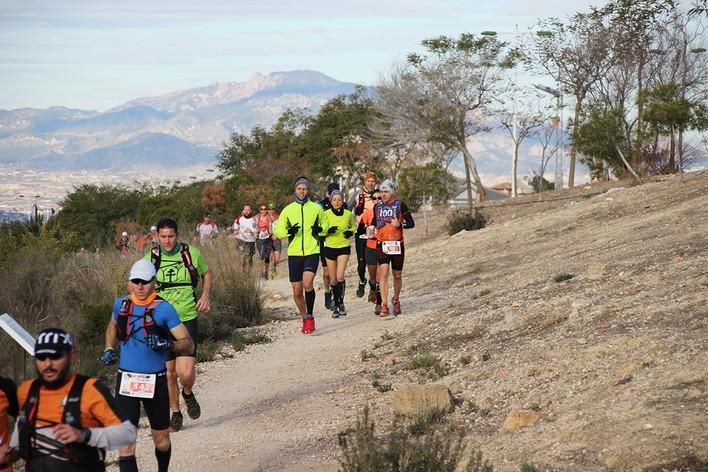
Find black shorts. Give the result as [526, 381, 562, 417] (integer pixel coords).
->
[324, 246, 351, 260]
[115, 370, 170, 430]
[288, 254, 319, 282]
[272, 239, 282, 252]
[376, 242, 405, 271]
[319, 239, 327, 265]
[365, 246, 379, 266]
[167, 318, 198, 360]
[256, 238, 274, 262]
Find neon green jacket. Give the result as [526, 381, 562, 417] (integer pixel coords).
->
[273, 199, 329, 256]
[324, 208, 356, 249]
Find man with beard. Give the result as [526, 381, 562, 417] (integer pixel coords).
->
[3, 328, 136, 471]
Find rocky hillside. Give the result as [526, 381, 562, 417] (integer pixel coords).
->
[356, 171, 707, 471]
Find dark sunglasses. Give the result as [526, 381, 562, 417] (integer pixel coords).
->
[373, 196, 382, 200]
[130, 278, 154, 286]
[36, 352, 66, 361]
[260, 208, 268, 211]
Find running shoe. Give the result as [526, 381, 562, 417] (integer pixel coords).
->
[182, 390, 201, 420]
[368, 290, 377, 304]
[331, 305, 341, 319]
[271, 269, 277, 279]
[356, 280, 366, 298]
[374, 304, 381, 316]
[303, 317, 316, 334]
[301, 318, 307, 334]
[169, 411, 183, 432]
[338, 304, 347, 316]
[324, 292, 334, 310]
[379, 304, 390, 317]
[392, 298, 401, 316]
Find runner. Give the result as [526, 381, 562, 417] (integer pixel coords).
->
[267, 203, 281, 279]
[0, 376, 18, 471]
[352, 172, 379, 299]
[4, 328, 136, 471]
[233, 205, 257, 269]
[273, 176, 329, 334]
[144, 218, 212, 433]
[195, 214, 219, 246]
[102, 259, 194, 472]
[356, 188, 383, 313]
[254, 204, 275, 280]
[116, 231, 131, 256]
[323, 189, 356, 317]
[373, 179, 415, 317]
[318, 183, 342, 311]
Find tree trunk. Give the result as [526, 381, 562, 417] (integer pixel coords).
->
[669, 127, 676, 172]
[512, 141, 520, 197]
[462, 151, 473, 208]
[461, 146, 486, 204]
[568, 102, 581, 187]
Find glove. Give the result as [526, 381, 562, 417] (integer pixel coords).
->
[145, 334, 174, 352]
[287, 223, 300, 237]
[311, 224, 322, 238]
[100, 348, 118, 366]
[343, 230, 354, 238]
[327, 226, 338, 234]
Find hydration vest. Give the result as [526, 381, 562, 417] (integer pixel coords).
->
[115, 296, 168, 343]
[150, 242, 199, 290]
[18, 375, 104, 468]
[375, 199, 404, 242]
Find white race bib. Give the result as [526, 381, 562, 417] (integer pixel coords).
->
[381, 241, 401, 255]
[119, 372, 156, 399]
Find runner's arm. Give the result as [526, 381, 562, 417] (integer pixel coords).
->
[81, 380, 137, 450]
[196, 270, 212, 313]
[170, 324, 195, 355]
[105, 318, 118, 349]
[401, 202, 415, 229]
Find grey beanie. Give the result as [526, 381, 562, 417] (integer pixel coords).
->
[294, 176, 311, 190]
[380, 179, 396, 194]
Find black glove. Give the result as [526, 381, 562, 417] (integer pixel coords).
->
[312, 224, 322, 238]
[343, 230, 354, 239]
[145, 334, 174, 352]
[287, 223, 300, 237]
[100, 348, 118, 366]
[327, 226, 338, 234]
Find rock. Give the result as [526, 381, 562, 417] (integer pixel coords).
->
[391, 384, 454, 418]
[500, 409, 541, 433]
[616, 362, 637, 379]
[382, 355, 396, 366]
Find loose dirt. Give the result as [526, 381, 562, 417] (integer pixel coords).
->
[118, 171, 707, 472]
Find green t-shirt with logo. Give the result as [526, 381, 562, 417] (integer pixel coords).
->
[144, 243, 209, 322]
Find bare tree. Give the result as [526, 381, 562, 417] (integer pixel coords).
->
[376, 34, 516, 206]
[533, 121, 560, 186]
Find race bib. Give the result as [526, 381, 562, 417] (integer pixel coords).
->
[381, 241, 401, 255]
[119, 372, 156, 399]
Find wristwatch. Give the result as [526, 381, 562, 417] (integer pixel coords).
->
[82, 428, 92, 444]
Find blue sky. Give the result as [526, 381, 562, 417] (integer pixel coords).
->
[1, 0, 601, 111]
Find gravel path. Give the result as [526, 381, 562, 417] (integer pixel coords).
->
[117, 275, 415, 472]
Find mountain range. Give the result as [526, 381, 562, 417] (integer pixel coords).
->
[0, 70, 360, 171]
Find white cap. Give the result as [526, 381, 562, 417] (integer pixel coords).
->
[150, 225, 157, 231]
[129, 259, 156, 281]
[121, 231, 128, 236]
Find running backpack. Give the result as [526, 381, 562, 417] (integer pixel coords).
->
[115, 296, 168, 343]
[18, 375, 104, 466]
[150, 242, 199, 289]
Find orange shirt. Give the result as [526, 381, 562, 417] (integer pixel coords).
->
[0, 377, 18, 471]
[360, 209, 378, 250]
[17, 374, 123, 430]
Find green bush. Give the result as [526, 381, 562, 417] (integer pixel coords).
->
[230, 330, 272, 352]
[338, 406, 493, 472]
[447, 210, 486, 235]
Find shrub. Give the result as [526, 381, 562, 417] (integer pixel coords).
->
[338, 406, 493, 472]
[447, 210, 486, 235]
[552, 272, 575, 283]
[230, 330, 272, 352]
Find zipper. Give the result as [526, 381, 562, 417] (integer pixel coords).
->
[301, 203, 305, 254]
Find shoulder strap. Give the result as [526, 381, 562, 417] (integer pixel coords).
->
[180, 243, 199, 289]
[18, 379, 42, 461]
[62, 375, 90, 428]
[116, 297, 133, 342]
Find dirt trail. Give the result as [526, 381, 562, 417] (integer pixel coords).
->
[120, 276, 420, 472]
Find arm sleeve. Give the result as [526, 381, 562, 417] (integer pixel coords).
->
[401, 202, 415, 229]
[84, 380, 137, 450]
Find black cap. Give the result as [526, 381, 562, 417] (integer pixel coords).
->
[327, 182, 340, 194]
[34, 328, 73, 357]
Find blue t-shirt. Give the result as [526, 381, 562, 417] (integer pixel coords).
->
[112, 296, 182, 374]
